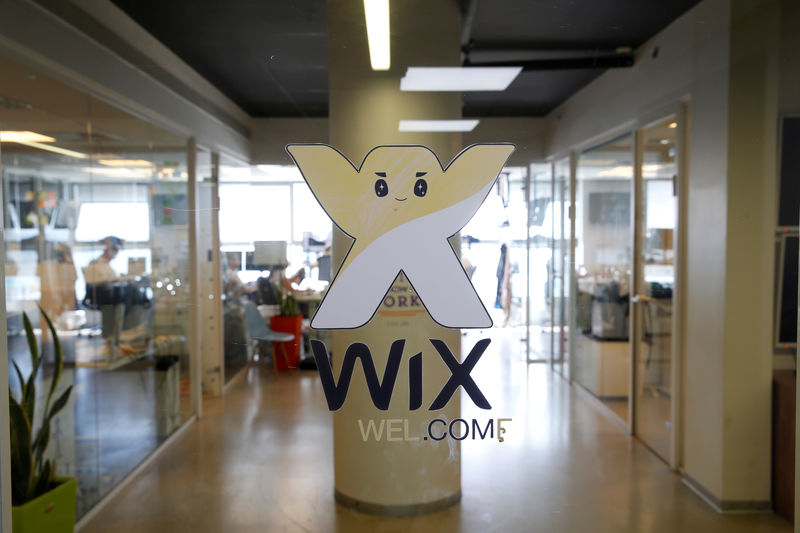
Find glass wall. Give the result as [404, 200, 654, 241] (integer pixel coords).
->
[552, 157, 571, 377]
[218, 157, 333, 380]
[527, 163, 553, 361]
[573, 134, 634, 421]
[461, 166, 528, 334]
[1, 53, 193, 518]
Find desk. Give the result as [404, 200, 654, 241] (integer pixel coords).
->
[74, 334, 186, 371]
[294, 291, 323, 318]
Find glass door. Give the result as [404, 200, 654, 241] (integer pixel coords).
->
[633, 117, 678, 461]
[573, 134, 634, 422]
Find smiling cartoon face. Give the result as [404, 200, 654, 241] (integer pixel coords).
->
[363, 146, 438, 202]
[356, 146, 445, 231]
[286, 142, 515, 253]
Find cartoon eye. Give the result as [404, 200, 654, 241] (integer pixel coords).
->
[414, 178, 427, 197]
[375, 178, 388, 197]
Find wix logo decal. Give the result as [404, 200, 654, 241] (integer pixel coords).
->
[286, 143, 515, 330]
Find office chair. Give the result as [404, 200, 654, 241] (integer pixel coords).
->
[242, 300, 294, 370]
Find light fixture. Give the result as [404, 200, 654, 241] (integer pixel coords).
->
[97, 159, 153, 167]
[0, 130, 55, 143]
[399, 120, 479, 132]
[363, 0, 390, 70]
[10, 140, 88, 159]
[82, 167, 151, 178]
[668, 122, 677, 129]
[400, 67, 522, 91]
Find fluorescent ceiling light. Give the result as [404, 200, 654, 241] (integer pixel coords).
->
[97, 159, 153, 167]
[0, 131, 55, 143]
[364, 0, 390, 70]
[8, 139, 88, 159]
[401, 67, 522, 91]
[399, 120, 479, 132]
[82, 167, 151, 178]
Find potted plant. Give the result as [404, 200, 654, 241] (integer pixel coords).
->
[269, 292, 302, 370]
[9, 310, 76, 533]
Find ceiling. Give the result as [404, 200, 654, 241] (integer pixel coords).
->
[109, 0, 701, 119]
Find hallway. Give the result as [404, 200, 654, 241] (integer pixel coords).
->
[80, 333, 792, 533]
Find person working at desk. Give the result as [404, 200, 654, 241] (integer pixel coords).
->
[84, 236, 122, 283]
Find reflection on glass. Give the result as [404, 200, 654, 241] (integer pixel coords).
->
[219, 155, 255, 382]
[635, 118, 677, 461]
[553, 157, 571, 377]
[2, 53, 192, 519]
[218, 155, 335, 382]
[527, 163, 553, 361]
[462, 166, 528, 340]
[573, 134, 633, 421]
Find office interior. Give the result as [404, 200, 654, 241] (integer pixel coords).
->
[0, 0, 798, 531]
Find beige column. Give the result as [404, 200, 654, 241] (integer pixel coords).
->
[327, 0, 463, 514]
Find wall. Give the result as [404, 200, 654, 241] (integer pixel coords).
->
[722, 0, 780, 504]
[544, 0, 733, 503]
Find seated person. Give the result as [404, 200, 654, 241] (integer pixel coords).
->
[84, 236, 122, 284]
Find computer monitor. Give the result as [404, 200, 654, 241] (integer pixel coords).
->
[253, 241, 287, 266]
[302, 232, 327, 253]
[318, 255, 332, 282]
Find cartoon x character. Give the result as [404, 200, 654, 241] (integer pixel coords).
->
[286, 143, 515, 329]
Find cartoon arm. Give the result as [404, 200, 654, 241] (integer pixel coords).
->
[286, 144, 360, 236]
[437, 143, 515, 235]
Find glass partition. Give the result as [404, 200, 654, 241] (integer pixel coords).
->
[573, 134, 634, 421]
[553, 157, 571, 377]
[461, 166, 528, 337]
[527, 163, 553, 362]
[219, 154, 255, 381]
[1, 53, 193, 519]
[218, 157, 335, 377]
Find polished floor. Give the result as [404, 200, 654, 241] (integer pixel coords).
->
[80, 330, 792, 533]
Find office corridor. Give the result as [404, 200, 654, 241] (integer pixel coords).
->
[80, 332, 792, 533]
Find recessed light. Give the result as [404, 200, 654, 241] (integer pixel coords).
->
[398, 120, 479, 132]
[668, 122, 677, 129]
[400, 67, 522, 91]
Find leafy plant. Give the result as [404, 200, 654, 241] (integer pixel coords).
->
[9, 310, 72, 505]
[278, 292, 299, 317]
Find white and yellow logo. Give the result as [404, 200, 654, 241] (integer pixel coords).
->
[286, 143, 515, 329]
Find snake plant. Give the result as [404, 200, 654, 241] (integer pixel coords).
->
[9, 310, 73, 505]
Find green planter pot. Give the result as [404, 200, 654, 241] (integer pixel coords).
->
[12, 477, 77, 533]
